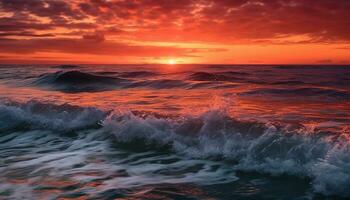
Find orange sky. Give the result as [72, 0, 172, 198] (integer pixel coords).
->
[0, 0, 349, 64]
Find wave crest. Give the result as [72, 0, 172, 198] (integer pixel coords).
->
[102, 108, 350, 196]
[0, 101, 106, 132]
[34, 71, 127, 92]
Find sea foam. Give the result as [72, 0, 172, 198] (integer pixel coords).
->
[0, 100, 350, 196]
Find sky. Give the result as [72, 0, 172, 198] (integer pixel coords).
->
[0, 0, 349, 64]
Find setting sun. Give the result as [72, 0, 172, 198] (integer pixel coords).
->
[167, 59, 176, 65]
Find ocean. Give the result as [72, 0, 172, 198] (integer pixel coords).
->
[0, 64, 350, 199]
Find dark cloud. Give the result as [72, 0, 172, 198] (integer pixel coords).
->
[1, 0, 350, 42]
[82, 31, 105, 42]
[0, 0, 84, 20]
[0, 31, 54, 37]
[0, 17, 53, 32]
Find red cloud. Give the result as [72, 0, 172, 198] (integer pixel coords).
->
[0, 0, 349, 63]
[1, 0, 350, 42]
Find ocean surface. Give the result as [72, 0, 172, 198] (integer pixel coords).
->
[0, 64, 350, 200]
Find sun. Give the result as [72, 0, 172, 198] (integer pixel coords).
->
[167, 59, 176, 65]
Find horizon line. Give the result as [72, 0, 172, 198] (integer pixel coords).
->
[1, 63, 350, 66]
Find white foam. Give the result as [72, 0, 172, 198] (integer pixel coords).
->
[0, 101, 106, 131]
[102, 109, 350, 196]
[1, 101, 350, 196]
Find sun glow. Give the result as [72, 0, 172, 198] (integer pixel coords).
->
[167, 59, 176, 65]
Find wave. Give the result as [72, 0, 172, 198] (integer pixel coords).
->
[34, 71, 127, 92]
[103, 110, 350, 197]
[127, 79, 189, 89]
[33, 71, 189, 91]
[189, 72, 242, 82]
[318, 79, 350, 87]
[94, 71, 120, 76]
[270, 80, 308, 85]
[53, 65, 80, 69]
[119, 71, 158, 78]
[93, 71, 157, 78]
[1, 100, 350, 196]
[0, 100, 106, 132]
[220, 71, 250, 76]
[239, 87, 350, 100]
[274, 65, 350, 70]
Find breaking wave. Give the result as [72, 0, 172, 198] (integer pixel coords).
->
[0, 101, 106, 132]
[1, 100, 350, 197]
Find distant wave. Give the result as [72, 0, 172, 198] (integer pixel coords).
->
[27, 69, 350, 95]
[127, 79, 189, 89]
[221, 71, 250, 76]
[1, 100, 350, 196]
[52, 65, 80, 69]
[94, 71, 158, 78]
[274, 65, 350, 70]
[94, 71, 120, 76]
[39, 70, 123, 84]
[240, 87, 350, 100]
[33, 70, 192, 91]
[318, 78, 350, 87]
[34, 70, 127, 92]
[189, 72, 243, 82]
[119, 71, 158, 78]
[270, 80, 307, 85]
